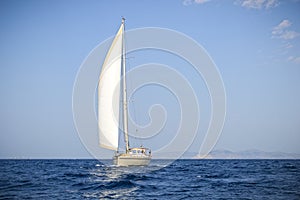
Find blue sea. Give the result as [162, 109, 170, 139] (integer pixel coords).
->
[0, 159, 299, 199]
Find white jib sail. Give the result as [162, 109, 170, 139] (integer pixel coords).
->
[98, 24, 123, 150]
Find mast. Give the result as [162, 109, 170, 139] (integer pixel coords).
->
[121, 17, 129, 153]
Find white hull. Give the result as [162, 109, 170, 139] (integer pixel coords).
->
[113, 154, 151, 166]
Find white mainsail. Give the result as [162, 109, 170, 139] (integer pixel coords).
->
[98, 24, 123, 150]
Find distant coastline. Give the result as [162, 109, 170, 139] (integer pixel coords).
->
[1, 149, 300, 160]
[192, 149, 300, 160]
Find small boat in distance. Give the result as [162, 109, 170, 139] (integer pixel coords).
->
[98, 18, 151, 166]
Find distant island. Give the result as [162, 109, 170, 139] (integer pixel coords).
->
[191, 149, 300, 159]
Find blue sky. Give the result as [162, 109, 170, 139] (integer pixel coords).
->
[0, 0, 300, 158]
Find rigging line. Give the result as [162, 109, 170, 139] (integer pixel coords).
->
[124, 41, 142, 147]
[124, 23, 143, 146]
[127, 56, 143, 146]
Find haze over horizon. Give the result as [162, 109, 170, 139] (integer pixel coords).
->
[0, 0, 300, 159]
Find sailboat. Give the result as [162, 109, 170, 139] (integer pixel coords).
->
[98, 18, 151, 166]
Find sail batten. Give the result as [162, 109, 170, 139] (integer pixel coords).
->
[98, 24, 124, 150]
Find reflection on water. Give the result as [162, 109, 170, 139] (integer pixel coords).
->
[84, 160, 171, 198]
